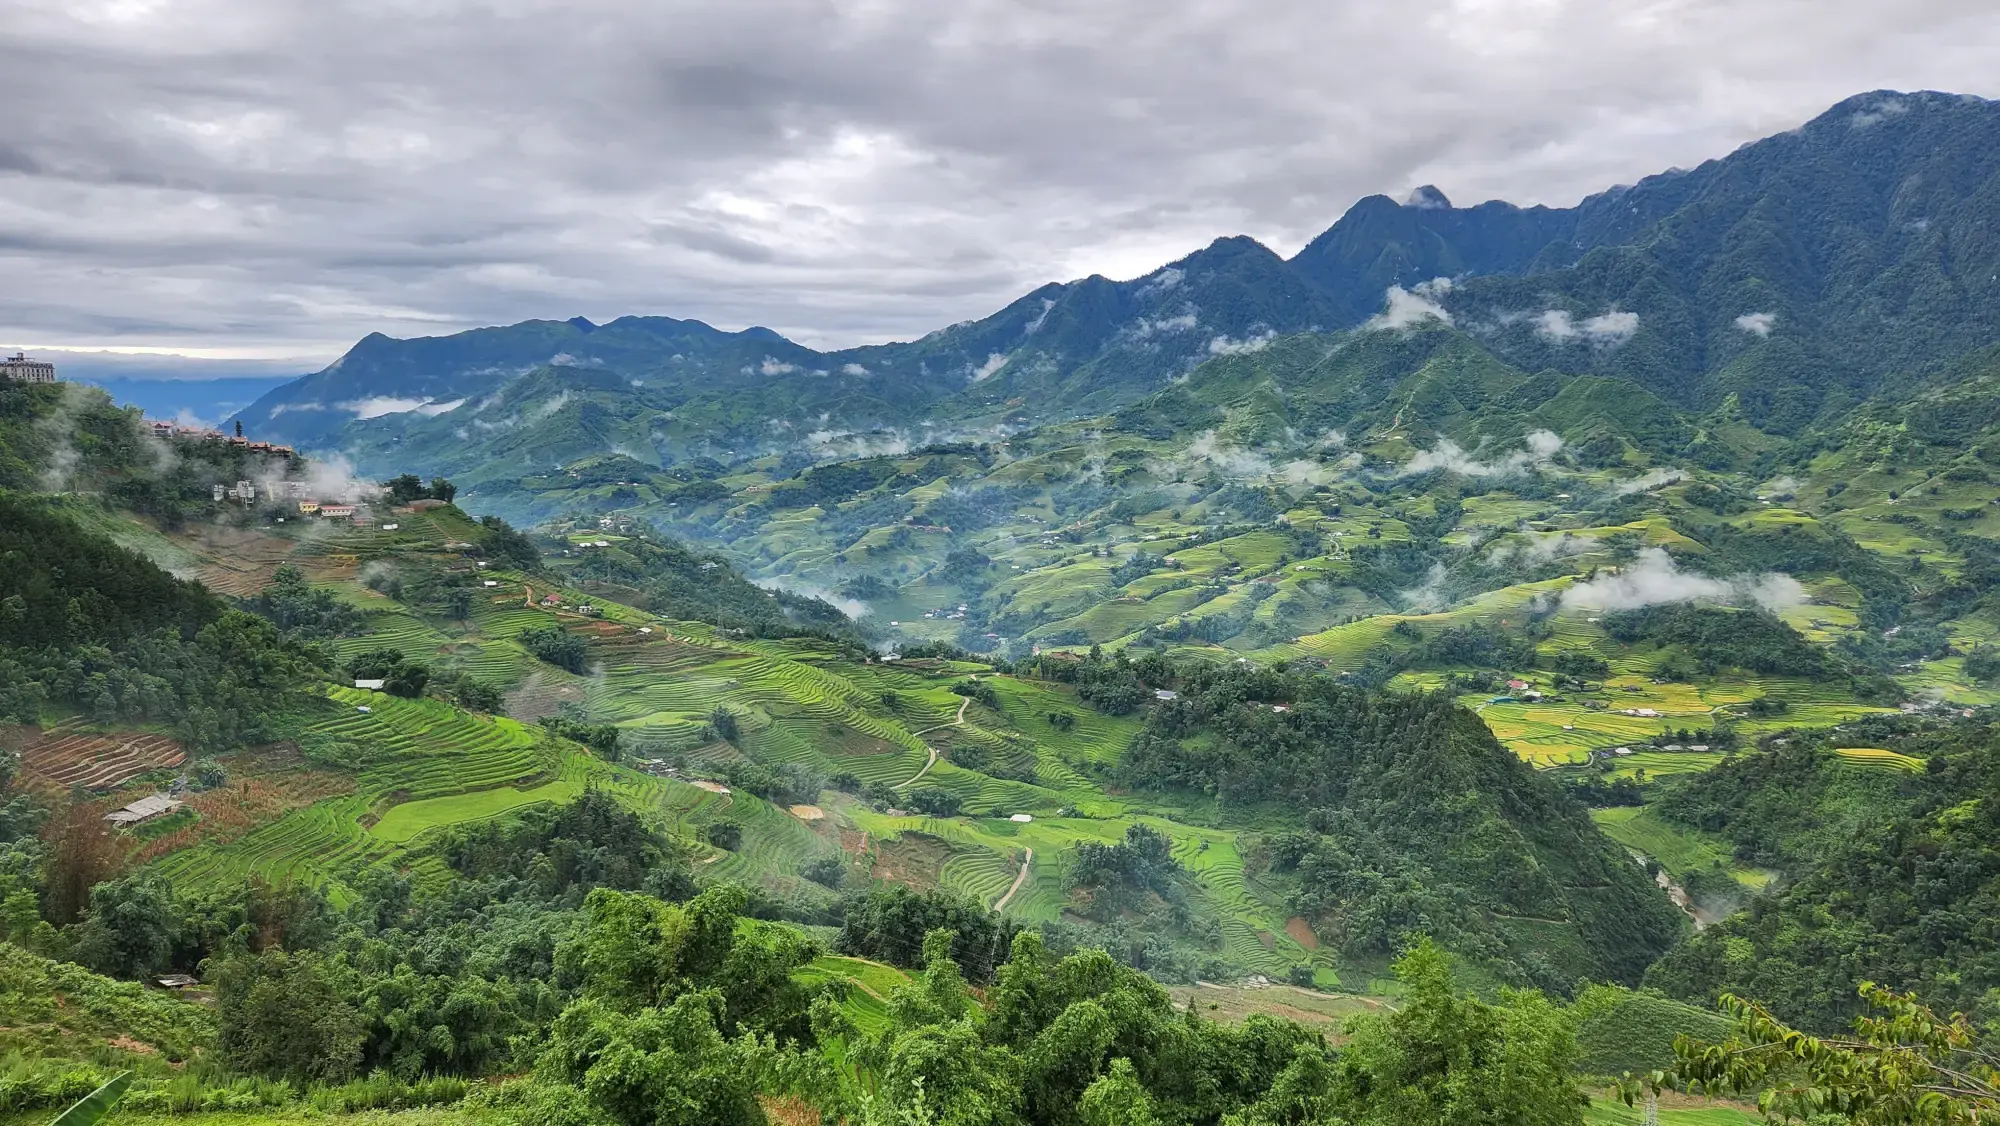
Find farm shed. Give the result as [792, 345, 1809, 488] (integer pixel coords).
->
[106, 793, 183, 827]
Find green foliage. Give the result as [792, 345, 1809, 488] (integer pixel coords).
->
[212, 947, 366, 1084]
[1571, 985, 1729, 1078]
[836, 886, 1024, 983]
[562, 530, 853, 638]
[521, 624, 590, 673]
[538, 991, 770, 1126]
[1656, 984, 2000, 1126]
[1601, 604, 1840, 680]
[544, 713, 623, 761]
[0, 496, 318, 745]
[1646, 718, 2000, 1031]
[1123, 663, 1684, 986]
[1065, 824, 1180, 896]
[905, 788, 963, 817]
[47, 1070, 132, 1126]
[241, 565, 364, 640]
[479, 514, 542, 570]
[0, 944, 214, 1061]
[68, 872, 182, 981]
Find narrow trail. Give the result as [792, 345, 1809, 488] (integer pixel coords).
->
[898, 695, 970, 787]
[993, 847, 1033, 913]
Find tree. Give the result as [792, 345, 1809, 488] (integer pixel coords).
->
[802, 856, 845, 889]
[1652, 985, 2000, 1126]
[382, 474, 428, 504]
[539, 992, 769, 1126]
[381, 660, 430, 698]
[1080, 1058, 1159, 1126]
[70, 871, 183, 979]
[906, 788, 962, 818]
[1337, 939, 1584, 1126]
[521, 625, 589, 674]
[706, 821, 743, 851]
[213, 947, 365, 1083]
[479, 515, 541, 570]
[455, 677, 504, 713]
[707, 705, 739, 742]
[40, 800, 121, 924]
[428, 477, 457, 504]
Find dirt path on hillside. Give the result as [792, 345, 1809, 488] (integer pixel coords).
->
[899, 694, 971, 787]
[993, 847, 1033, 913]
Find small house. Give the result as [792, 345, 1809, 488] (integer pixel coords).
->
[354, 679, 386, 691]
[1153, 689, 1179, 701]
[1009, 813, 1034, 823]
[320, 504, 356, 519]
[155, 974, 200, 989]
[105, 793, 183, 827]
[297, 501, 320, 515]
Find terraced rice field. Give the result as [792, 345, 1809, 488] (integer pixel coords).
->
[152, 688, 552, 892]
[1834, 746, 1926, 773]
[18, 731, 184, 790]
[1590, 807, 1769, 889]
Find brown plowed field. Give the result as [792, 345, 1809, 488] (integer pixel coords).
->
[20, 731, 185, 790]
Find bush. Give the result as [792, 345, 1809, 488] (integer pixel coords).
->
[801, 856, 845, 889]
[707, 705, 739, 742]
[705, 821, 743, 850]
[519, 625, 588, 674]
[906, 788, 963, 817]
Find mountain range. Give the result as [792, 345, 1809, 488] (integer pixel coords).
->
[234, 88, 2000, 480]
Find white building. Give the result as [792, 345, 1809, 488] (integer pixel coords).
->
[0, 352, 56, 383]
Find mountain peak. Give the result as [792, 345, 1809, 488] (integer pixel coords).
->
[566, 315, 597, 332]
[1404, 185, 1452, 210]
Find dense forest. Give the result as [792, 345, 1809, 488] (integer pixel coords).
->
[1644, 717, 2000, 1032]
[0, 493, 319, 747]
[1120, 661, 1687, 988]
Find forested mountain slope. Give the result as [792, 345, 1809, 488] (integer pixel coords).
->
[235, 90, 2000, 474]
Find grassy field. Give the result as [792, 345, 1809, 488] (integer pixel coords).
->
[1590, 807, 1770, 889]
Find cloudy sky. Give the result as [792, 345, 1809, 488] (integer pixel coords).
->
[3, 0, 1997, 368]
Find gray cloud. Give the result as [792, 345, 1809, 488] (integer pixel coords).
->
[1, 0, 1996, 359]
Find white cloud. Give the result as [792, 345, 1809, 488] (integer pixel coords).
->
[1137, 266, 1184, 298]
[2, 1, 1991, 359]
[1132, 312, 1199, 337]
[416, 397, 465, 416]
[969, 352, 1010, 381]
[343, 396, 431, 419]
[1487, 529, 1593, 566]
[1187, 429, 1275, 477]
[759, 357, 798, 376]
[1735, 311, 1776, 336]
[1400, 562, 1450, 611]
[752, 576, 868, 620]
[1609, 467, 1684, 496]
[1535, 309, 1577, 340]
[1850, 96, 1911, 128]
[1559, 547, 1804, 611]
[1401, 429, 1562, 477]
[1207, 329, 1277, 355]
[1364, 278, 1454, 332]
[1582, 310, 1639, 343]
[527, 391, 571, 421]
[841, 362, 869, 375]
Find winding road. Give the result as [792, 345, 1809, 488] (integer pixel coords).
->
[898, 694, 971, 787]
[993, 847, 1034, 913]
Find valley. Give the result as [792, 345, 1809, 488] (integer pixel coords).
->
[7, 85, 2000, 1126]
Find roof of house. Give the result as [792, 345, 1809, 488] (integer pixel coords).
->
[106, 793, 183, 824]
